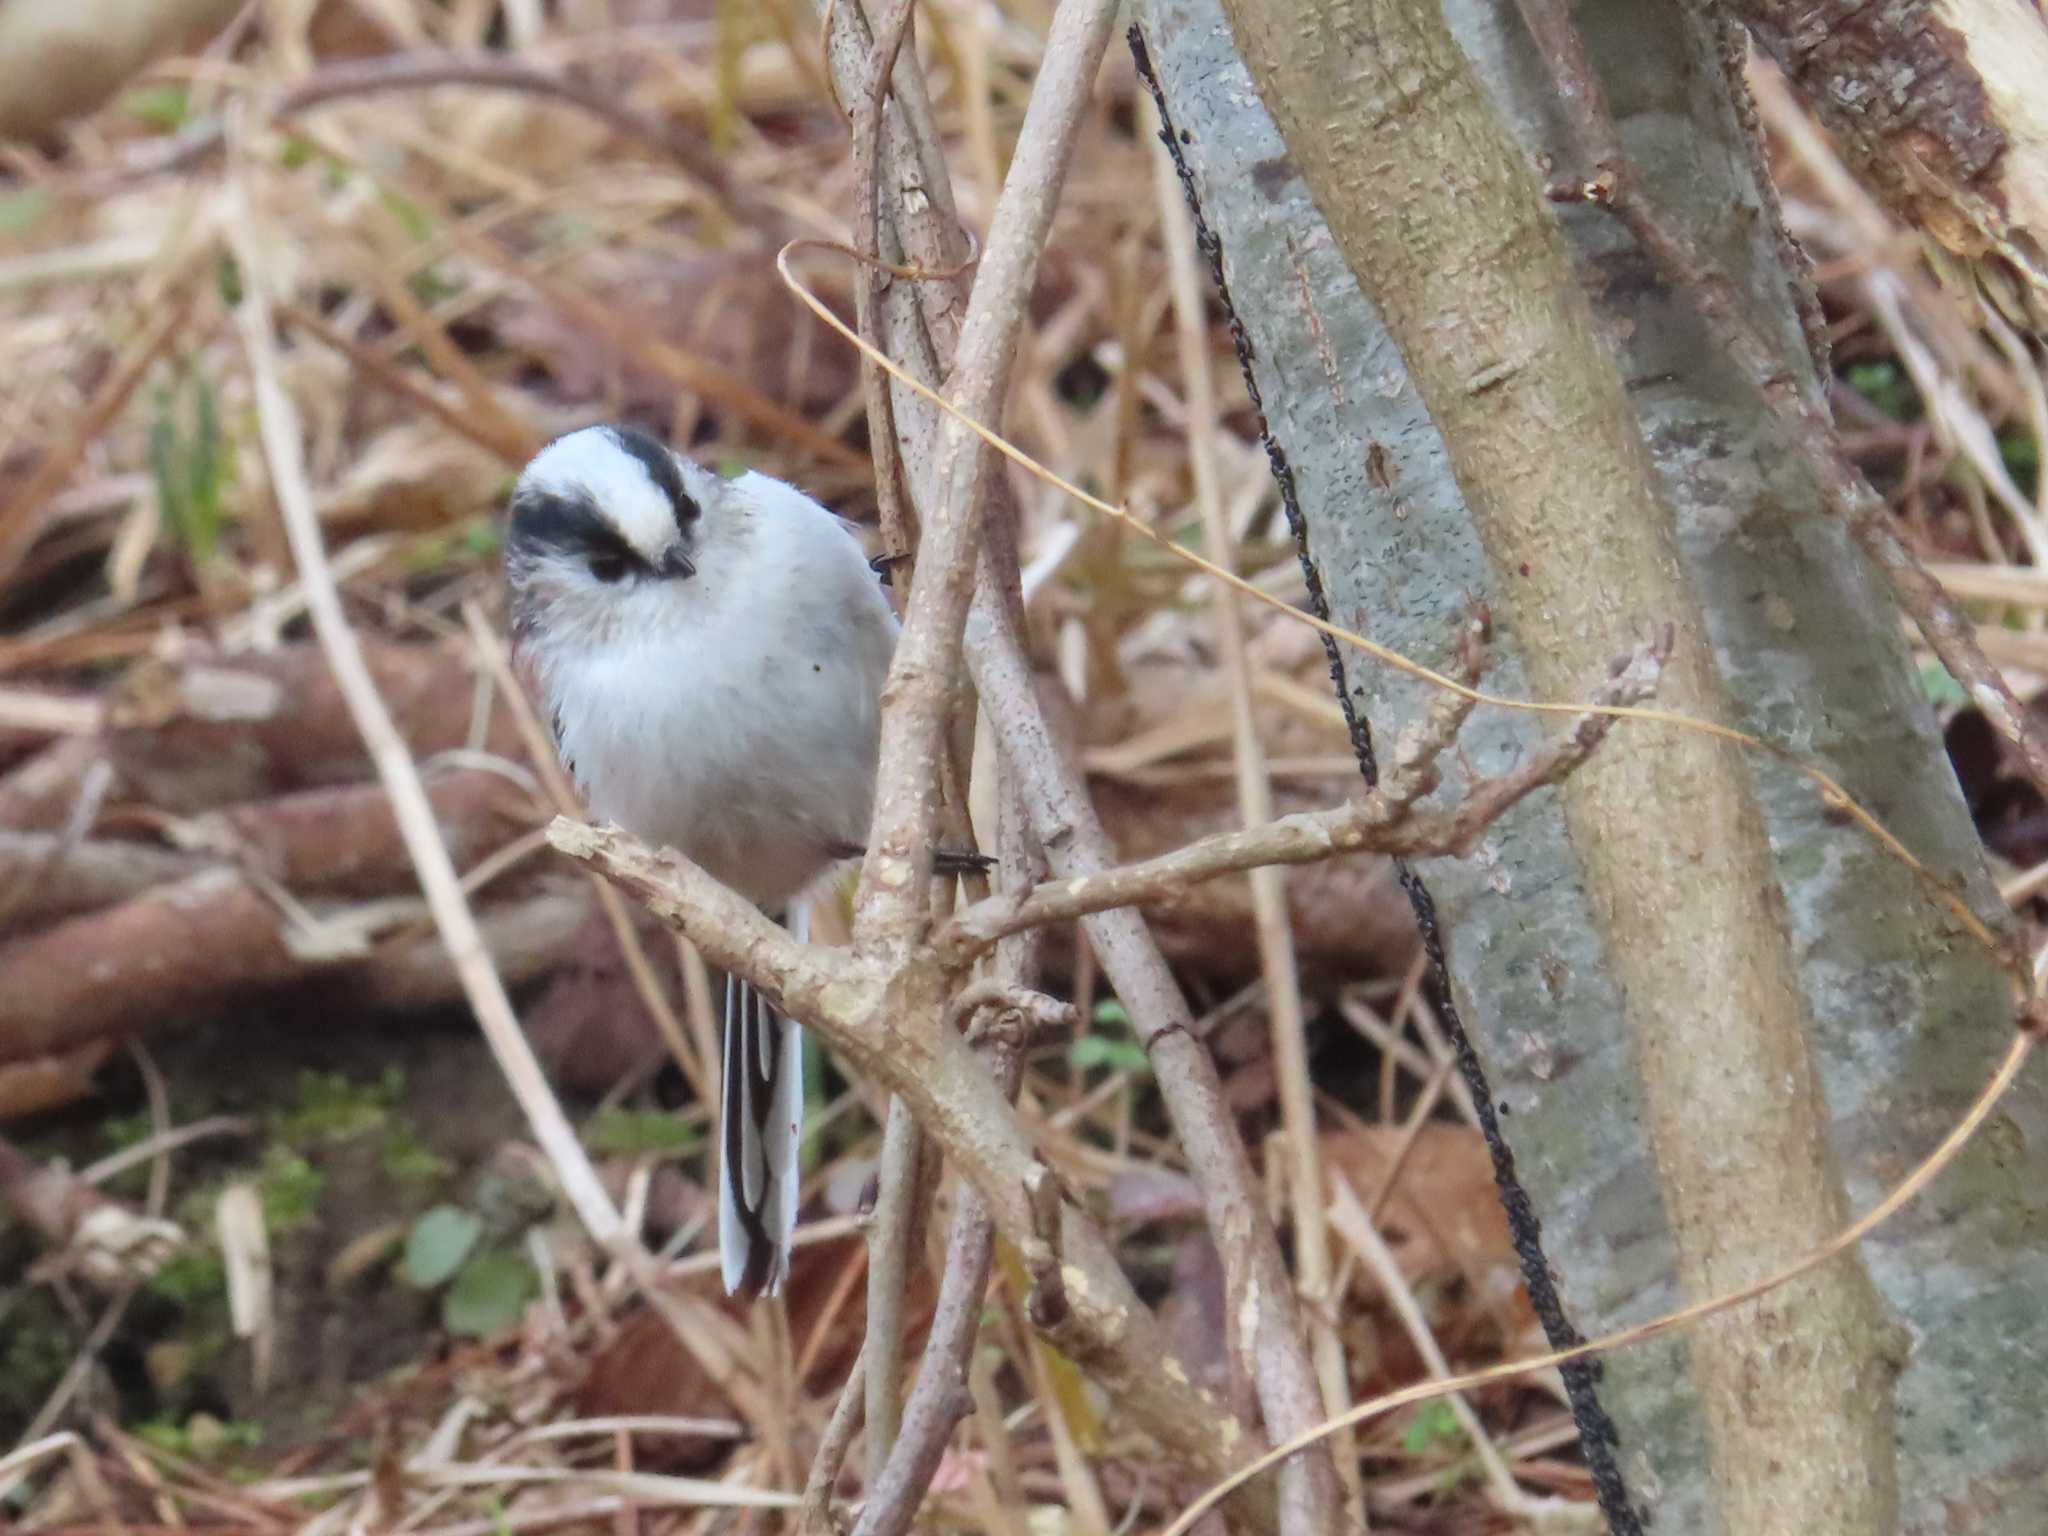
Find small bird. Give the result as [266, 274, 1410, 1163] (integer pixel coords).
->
[505, 424, 898, 1297]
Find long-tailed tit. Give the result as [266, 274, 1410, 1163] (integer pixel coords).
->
[505, 424, 898, 1297]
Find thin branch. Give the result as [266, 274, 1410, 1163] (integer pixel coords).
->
[940, 636, 1666, 961]
[802, 1340, 868, 1536]
[850, 0, 925, 578]
[1151, 110, 1358, 1516]
[842, 9, 1116, 1489]
[963, 557, 1333, 1536]
[846, 762, 1055, 1536]
[851, 1011, 1030, 1536]
[851, 0, 1122, 944]
[863, 1097, 923, 1476]
[857, 774, 1057, 1536]
[1515, 0, 2048, 802]
[222, 113, 626, 1250]
[804, 5, 1306, 1523]
[852, 0, 963, 1435]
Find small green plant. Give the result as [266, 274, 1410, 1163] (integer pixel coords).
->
[1843, 358, 1917, 421]
[275, 1067, 403, 1145]
[134, 1414, 263, 1460]
[124, 85, 192, 130]
[401, 1207, 541, 1337]
[440, 1247, 538, 1338]
[584, 1106, 698, 1158]
[403, 1205, 484, 1287]
[257, 1147, 326, 1234]
[147, 1247, 228, 1307]
[380, 1124, 451, 1188]
[1070, 998, 1151, 1077]
[149, 368, 235, 562]
[1402, 1398, 1468, 1456]
[2002, 430, 2040, 497]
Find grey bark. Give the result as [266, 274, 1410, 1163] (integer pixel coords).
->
[1132, 1, 2047, 1532]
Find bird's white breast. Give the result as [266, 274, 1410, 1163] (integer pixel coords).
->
[532, 473, 897, 912]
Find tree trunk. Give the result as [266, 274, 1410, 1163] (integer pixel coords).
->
[1132, 0, 2047, 1531]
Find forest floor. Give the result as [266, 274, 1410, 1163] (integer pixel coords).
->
[0, 5, 2039, 1534]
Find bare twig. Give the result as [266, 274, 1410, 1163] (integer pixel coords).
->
[940, 638, 1665, 959]
[851, 0, 1122, 945]
[1516, 0, 2048, 802]
[838, 6, 1117, 1499]
[850, 0, 926, 578]
[851, 1056, 1017, 1536]
[860, 860, 1056, 1536]
[807, 4, 1321, 1523]
[223, 112, 626, 1250]
[803, 1340, 869, 1536]
[1151, 111, 1357, 1515]
[963, 565, 1333, 1536]
[863, 1097, 923, 1475]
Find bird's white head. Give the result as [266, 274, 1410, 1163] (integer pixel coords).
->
[504, 424, 732, 655]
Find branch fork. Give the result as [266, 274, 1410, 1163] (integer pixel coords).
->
[931, 630, 1668, 965]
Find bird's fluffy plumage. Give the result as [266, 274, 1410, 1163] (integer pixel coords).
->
[505, 425, 897, 1295]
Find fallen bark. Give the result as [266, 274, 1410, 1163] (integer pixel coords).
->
[0, 831, 203, 924]
[102, 639, 521, 812]
[177, 766, 537, 896]
[2, 768, 535, 929]
[0, 869, 590, 1063]
[1729, 0, 2048, 326]
[0, 0, 240, 141]
[0, 736, 103, 832]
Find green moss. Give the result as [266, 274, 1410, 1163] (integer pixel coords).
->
[0, 1291, 76, 1425]
[258, 1147, 326, 1234]
[275, 1067, 403, 1146]
[147, 1248, 228, 1307]
[380, 1125, 452, 1188]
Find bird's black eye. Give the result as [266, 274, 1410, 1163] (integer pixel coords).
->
[588, 551, 631, 584]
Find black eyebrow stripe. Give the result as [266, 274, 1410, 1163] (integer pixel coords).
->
[508, 486, 642, 565]
[603, 425, 699, 535]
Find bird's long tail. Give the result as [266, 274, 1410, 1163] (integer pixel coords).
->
[718, 908, 805, 1298]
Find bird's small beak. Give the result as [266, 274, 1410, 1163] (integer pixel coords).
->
[660, 549, 697, 580]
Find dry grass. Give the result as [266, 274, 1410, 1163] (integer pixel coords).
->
[0, 6, 2040, 1536]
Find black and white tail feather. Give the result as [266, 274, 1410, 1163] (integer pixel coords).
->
[719, 906, 806, 1297]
